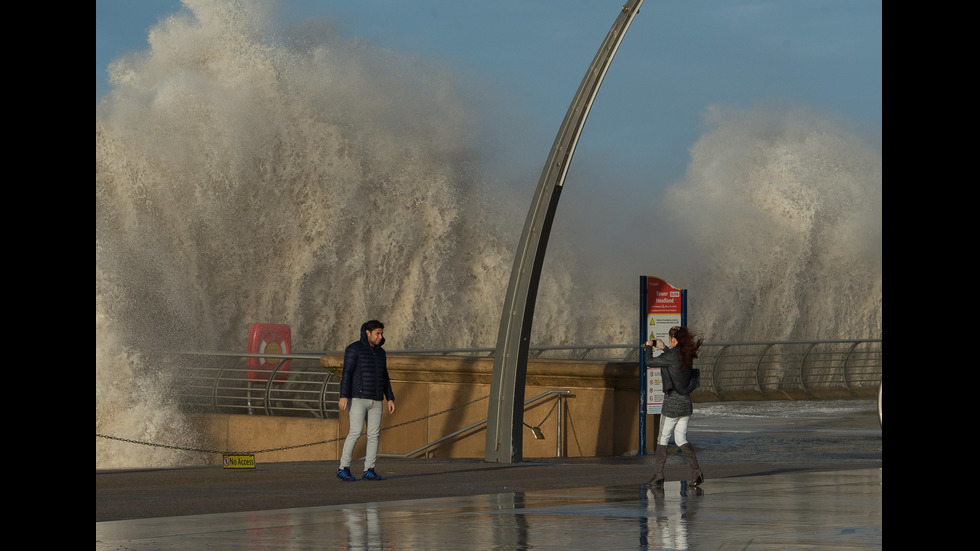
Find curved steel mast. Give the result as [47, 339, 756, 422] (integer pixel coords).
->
[485, 0, 647, 463]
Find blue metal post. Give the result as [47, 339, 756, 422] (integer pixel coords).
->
[639, 276, 648, 455]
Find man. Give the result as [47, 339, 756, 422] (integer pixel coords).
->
[337, 320, 396, 481]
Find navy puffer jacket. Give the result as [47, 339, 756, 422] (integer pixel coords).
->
[340, 323, 394, 402]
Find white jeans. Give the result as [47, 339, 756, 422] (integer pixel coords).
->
[340, 398, 384, 470]
[658, 415, 691, 447]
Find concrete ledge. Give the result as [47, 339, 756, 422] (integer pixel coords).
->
[201, 356, 656, 464]
[198, 355, 876, 465]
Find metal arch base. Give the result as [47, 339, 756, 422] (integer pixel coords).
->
[484, 0, 646, 464]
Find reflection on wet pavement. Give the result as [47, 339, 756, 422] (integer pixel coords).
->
[96, 468, 881, 550]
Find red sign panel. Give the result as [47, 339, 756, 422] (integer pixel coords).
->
[647, 277, 682, 315]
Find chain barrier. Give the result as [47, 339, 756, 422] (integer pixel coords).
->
[96, 394, 490, 457]
[534, 397, 559, 427]
[95, 434, 236, 456]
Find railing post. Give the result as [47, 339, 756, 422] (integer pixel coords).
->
[556, 394, 563, 458]
[754, 344, 774, 396]
[214, 356, 241, 412]
[798, 342, 818, 397]
[262, 359, 290, 416]
[841, 341, 861, 393]
[710, 344, 729, 398]
[318, 372, 332, 419]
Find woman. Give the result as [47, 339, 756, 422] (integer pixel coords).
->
[644, 326, 705, 487]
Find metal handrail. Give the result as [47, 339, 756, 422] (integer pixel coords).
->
[379, 390, 570, 459]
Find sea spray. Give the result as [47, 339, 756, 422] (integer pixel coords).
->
[96, 284, 206, 467]
[95, 1, 617, 467]
[655, 104, 882, 341]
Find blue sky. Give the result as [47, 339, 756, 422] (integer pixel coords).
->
[96, 0, 881, 198]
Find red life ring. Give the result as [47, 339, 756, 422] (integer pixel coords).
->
[246, 323, 291, 383]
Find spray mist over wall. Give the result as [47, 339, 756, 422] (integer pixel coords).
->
[96, 0, 880, 468]
[650, 104, 882, 341]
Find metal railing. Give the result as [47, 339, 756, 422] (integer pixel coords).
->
[697, 340, 882, 397]
[178, 352, 338, 418]
[175, 339, 881, 417]
[379, 389, 569, 459]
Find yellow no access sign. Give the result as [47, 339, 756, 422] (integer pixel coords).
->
[223, 455, 256, 469]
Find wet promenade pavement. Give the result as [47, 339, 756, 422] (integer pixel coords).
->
[97, 465, 880, 550]
[96, 400, 882, 549]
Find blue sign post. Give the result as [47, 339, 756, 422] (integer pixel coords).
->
[638, 276, 687, 455]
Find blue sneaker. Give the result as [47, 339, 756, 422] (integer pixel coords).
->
[337, 467, 356, 481]
[362, 468, 383, 481]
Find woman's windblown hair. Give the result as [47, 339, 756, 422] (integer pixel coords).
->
[670, 326, 704, 370]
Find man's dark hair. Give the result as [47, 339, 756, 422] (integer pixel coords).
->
[364, 320, 385, 332]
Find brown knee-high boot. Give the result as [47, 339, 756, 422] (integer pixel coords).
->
[646, 444, 668, 486]
[679, 443, 704, 487]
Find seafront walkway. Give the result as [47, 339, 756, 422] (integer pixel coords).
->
[97, 400, 882, 549]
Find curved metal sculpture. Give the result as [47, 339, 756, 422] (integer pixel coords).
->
[485, 0, 646, 463]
